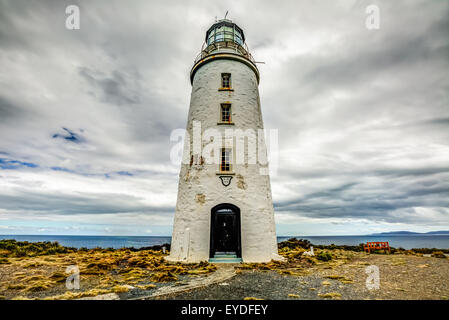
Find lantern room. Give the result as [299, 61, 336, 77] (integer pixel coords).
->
[205, 19, 245, 46]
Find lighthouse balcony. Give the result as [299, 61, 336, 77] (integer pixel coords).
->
[193, 40, 256, 65]
[191, 40, 260, 84]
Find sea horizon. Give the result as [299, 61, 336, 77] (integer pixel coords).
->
[2, 234, 449, 250]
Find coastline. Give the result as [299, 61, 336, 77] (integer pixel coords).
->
[1, 234, 449, 250]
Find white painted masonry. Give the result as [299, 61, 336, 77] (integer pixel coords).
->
[168, 21, 282, 263]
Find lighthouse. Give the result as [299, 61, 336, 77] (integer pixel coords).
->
[167, 19, 282, 263]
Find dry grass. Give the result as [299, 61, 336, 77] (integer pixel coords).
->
[432, 251, 447, 258]
[7, 284, 26, 290]
[43, 289, 112, 300]
[318, 292, 342, 299]
[324, 275, 353, 284]
[236, 245, 365, 279]
[150, 271, 178, 282]
[0, 244, 217, 300]
[135, 284, 157, 290]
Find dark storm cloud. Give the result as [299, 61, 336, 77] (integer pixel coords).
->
[0, 96, 26, 121]
[299, 13, 449, 92]
[79, 67, 142, 105]
[274, 179, 449, 224]
[406, 117, 449, 129]
[278, 166, 449, 180]
[0, 190, 173, 215]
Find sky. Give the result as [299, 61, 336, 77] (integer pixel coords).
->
[0, 0, 448, 236]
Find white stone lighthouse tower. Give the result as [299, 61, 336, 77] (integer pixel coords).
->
[167, 19, 281, 263]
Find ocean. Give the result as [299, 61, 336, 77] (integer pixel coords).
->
[1, 234, 449, 250]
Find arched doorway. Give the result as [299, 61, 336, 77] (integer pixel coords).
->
[210, 203, 241, 258]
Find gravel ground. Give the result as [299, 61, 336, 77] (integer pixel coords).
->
[151, 254, 449, 300]
[150, 271, 370, 300]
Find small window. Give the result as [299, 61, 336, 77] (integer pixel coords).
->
[221, 104, 231, 123]
[220, 148, 231, 172]
[221, 73, 231, 88]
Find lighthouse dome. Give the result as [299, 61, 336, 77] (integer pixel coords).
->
[205, 19, 245, 46]
[191, 18, 258, 84]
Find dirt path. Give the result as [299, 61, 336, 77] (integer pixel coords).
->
[132, 264, 237, 300]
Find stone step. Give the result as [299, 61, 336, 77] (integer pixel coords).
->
[214, 254, 237, 258]
[209, 257, 242, 263]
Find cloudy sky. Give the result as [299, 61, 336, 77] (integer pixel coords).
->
[0, 0, 448, 236]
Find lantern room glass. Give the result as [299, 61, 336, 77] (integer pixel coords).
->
[207, 25, 243, 46]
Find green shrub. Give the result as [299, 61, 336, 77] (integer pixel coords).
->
[317, 251, 333, 262]
[0, 240, 76, 257]
[432, 251, 447, 258]
[278, 238, 311, 250]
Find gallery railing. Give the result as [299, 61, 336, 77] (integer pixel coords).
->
[193, 41, 256, 65]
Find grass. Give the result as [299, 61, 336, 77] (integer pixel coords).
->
[50, 272, 68, 282]
[0, 239, 76, 257]
[317, 251, 333, 262]
[119, 268, 148, 281]
[324, 275, 353, 284]
[3, 238, 445, 300]
[150, 271, 178, 282]
[391, 259, 407, 266]
[43, 289, 112, 300]
[318, 292, 342, 299]
[23, 261, 44, 268]
[324, 275, 345, 280]
[432, 251, 447, 258]
[0, 240, 218, 300]
[23, 281, 54, 293]
[7, 284, 26, 290]
[43, 285, 131, 300]
[0, 258, 11, 264]
[110, 285, 131, 293]
[135, 284, 157, 290]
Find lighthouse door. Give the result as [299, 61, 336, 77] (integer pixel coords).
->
[210, 204, 241, 258]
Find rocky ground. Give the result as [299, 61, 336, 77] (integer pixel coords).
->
[1, 239, 448, 300]
[154, 254, 449, 300]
